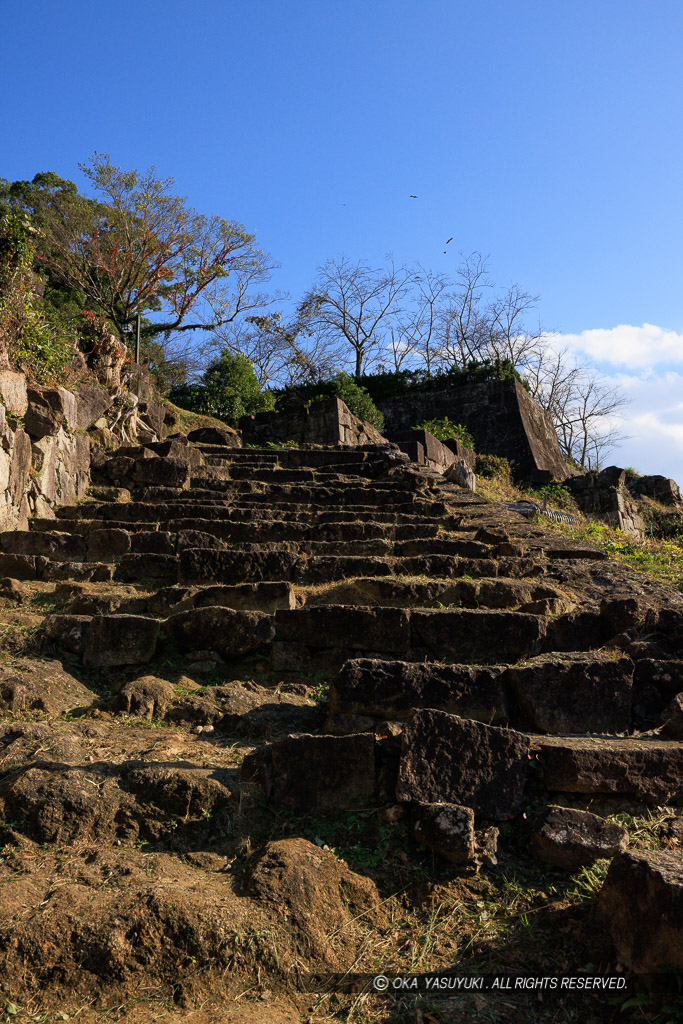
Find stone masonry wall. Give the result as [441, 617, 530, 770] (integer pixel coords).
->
[239, 397, 388, 448]
[378, 379, 569, 482]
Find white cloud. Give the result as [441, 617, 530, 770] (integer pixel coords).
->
[584, 367, 683, 482]
[540, 328, 683, 482]
[543, 323, 683, 370]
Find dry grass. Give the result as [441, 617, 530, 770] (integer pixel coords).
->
[477, 474, 683, 591]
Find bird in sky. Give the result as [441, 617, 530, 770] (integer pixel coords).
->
[446, 237, 453, 244]
[410, 195, 418, 198]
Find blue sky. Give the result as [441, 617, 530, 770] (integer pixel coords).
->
[3, 0, 683, 480]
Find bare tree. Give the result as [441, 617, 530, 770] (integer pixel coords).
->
[204, 310, 343, 388]
[437, 252, 493, 369]
[299, 255, 413, 375]
[486, 283, 542, 368]
[403, 266, 450, 376]
[528, 344, 629, 469]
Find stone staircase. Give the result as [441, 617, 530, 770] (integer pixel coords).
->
[0, 436, 681, 1013]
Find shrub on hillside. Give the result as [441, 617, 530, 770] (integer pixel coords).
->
[418, 416, 474, 448]
[475, 454, 511, 479]
[0, 215, 74, 383]
[169, 351, 274, 426]
[305, 373, 384, 432]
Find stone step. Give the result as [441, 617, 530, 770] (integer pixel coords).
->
[66, 581, 296, 617]
[303, 576, 569, 613]
[227, 497, 448, 515]
[193, 467, 318, 484]
[328, 651, 636, 734]
[273, 605, 548, 663]
[299, 554, 543, 583]
[198, 445, 392, 465]
[534, 734, 683, 805]
[57, 497, 446, 523]
[0, 530, 87, 562]
[179, 546, 301, 585]
[30, 518, 158, 536]
[43, 606, 276, 667]
[394, 537, 494, 558]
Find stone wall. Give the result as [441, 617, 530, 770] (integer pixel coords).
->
[239, 397, 388, 448]
[389, 429, 474, 473]
[378, 379, 569, 482]
[567, 466, 683, 539]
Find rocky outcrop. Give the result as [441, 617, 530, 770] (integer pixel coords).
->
[0, 372, 181, 531]
[566, 465, 683, 539]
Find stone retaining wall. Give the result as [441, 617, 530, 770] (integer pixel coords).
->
[377, 378, 569, 482]
[239, 397, 387, 448]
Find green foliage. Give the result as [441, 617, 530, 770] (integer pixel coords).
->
[475, 453, 511, 479]
[0, 214, 75, 383]
[418, 416, 474, 448]
[276, 372, 384, 431]
[169, 351, 274, 426]
[2, 157, 261, 342]
[355, 358, 530, 403]
[309, 372, 384, 430]
[522, 482, 578, 512]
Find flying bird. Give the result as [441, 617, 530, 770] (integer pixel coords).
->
[446, 237, 453, 244]
[409, 195, 418, 198]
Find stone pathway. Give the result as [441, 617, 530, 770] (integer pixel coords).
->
[0, 437, 680, 1015]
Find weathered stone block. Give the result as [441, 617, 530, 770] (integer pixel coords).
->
[596, 850, 683, 972]
[83, 615, 160, 667]
[144, 439, 202, 468]
[8, 429, 32, 507]
[43, 614, 92, 654]
[396, 710, 530, 819]
[536, 735, 683, 804]
[410, 609, 545, 663]
[507, 653, 633, 733]
[633, 660, 683, 718]
[410, 802, 475, 864]
[179, 547, 299, 584]
[133, 457, 190, 490]
[270, 732, 376, 810]
[0, 371, 28, 415]
[75, 385, 114, 429]
[25, 387, 76, 439]
[86, 528, 132, 562]
[115, 553, 177, 581]
[165, 606, 275, 658]
[330, 658, 507, 723]
[530, 806, 628, 870]
[187, 426, 240, 446]
[0, 553, 43, 579]
[275, 606, 411, 654]
[657, 693, 683, 738]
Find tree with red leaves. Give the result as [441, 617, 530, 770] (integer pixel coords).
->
[9, 155, 272, 342]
